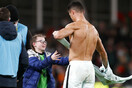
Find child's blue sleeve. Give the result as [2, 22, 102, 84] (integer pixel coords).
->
[52, 56, 69, 66]
[28, 56, 53, 70]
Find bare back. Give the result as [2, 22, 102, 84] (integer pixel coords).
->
[69, 21, 98, 61]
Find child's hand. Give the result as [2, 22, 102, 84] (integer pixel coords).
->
[51, 50, 61, 60]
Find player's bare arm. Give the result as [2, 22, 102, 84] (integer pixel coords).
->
[53, 22, 79, 39]
[96, 35, 108, 68]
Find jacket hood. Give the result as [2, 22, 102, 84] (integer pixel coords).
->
[27, 49, 51, 60]
[0, 21, 17, 40]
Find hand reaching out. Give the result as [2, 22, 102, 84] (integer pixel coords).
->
[51, 50, 61, 60]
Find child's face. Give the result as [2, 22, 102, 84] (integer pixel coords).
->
[33, 37, 47, 52]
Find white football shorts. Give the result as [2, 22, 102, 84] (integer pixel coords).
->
[63, 60, 95, 88]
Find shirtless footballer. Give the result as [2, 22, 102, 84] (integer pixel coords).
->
[53, 1, 108, 88]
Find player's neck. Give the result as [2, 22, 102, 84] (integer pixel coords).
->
[75, 15, 86, 22]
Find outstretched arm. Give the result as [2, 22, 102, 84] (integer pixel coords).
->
[96, 36, 108, 68]
[53, 22, 79, 39]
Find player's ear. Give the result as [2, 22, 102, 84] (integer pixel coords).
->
[73, 10, 75, 15]
[70, 9, 74, 15]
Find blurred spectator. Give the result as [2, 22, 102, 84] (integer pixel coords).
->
[106, 38, 117, 70]
[112, 83, 125, 88]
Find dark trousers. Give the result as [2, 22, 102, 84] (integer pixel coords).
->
[0, 75, 17, 87]
[17, 77, 23, 88]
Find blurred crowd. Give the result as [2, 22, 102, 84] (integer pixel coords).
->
[93, 21, 132, 88]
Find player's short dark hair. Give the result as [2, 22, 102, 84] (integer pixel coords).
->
[0, 7, 10, 21]
[67, 1, 84, 12]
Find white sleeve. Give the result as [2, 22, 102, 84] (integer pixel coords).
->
[96, 62, 132, 85]
[57, 38, 70, 49]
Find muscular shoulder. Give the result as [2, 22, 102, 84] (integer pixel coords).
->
[88, 23, 99, 36]
[65, 22, 79, 30]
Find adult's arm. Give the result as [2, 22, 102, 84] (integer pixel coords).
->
[17, 42, 28, 80]
[96, 36, 108, 68]
[26, 30, 32, 50]
[53, 22, 79, 39]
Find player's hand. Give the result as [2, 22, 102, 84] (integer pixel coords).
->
[104, 64, 115, 80]
[52, 31, 59, 38]
[51, 50, 61, 60]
